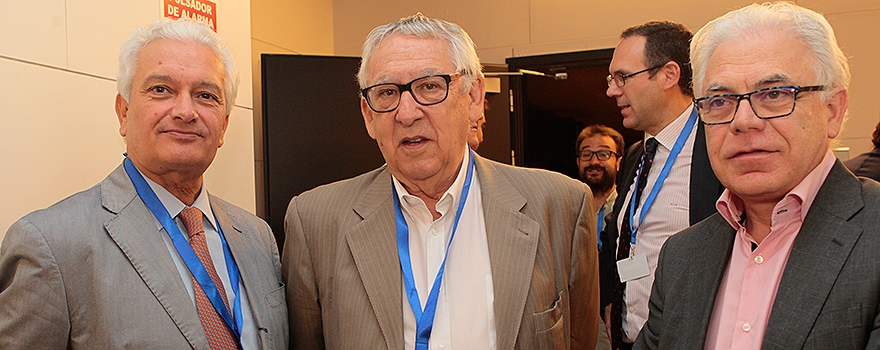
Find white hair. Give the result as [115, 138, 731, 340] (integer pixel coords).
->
[691, 2, 850, 98]
[117, 18, 239, 114]
[357, 13, 483, 89]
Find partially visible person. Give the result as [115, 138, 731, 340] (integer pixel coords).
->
[468, 113, 486, 150]
[845, 120, 880, 182]
[636, 3, 880, 349]
[602, 20, 723, 350]
[0, 18, 287, 349]
[283, 13, 598, 350]
[576, 124, 624, 350]
[577, 124, 624, 252]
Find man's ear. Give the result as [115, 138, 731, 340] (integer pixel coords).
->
[115, 94, 129, 137]
[361, 97, 377, 140]
[467, 77, 486, 123]
[660, 61, 682, 92]
[825, 87, 849, 139]
[218, 114, 230, 148]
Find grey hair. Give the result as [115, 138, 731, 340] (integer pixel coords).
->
[691, 2, 850, 98]
[117, 18, 239, 114]
[357, 13, 483, 89]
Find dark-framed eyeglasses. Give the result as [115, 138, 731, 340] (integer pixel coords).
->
[693, 85, 826, 125]
[361, 72, 463, 113]
[606, 65, 663, 87]
[579, 149, 618, 161]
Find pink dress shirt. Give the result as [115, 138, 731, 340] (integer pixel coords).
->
[705, 151, 836, 350]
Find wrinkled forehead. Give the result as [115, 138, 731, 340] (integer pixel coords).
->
[701, 31, 815, 94]
[137, 38, 225, 74]
[365, 35, 454, 82]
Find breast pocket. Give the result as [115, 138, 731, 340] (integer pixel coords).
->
[532, 290, 565, 348]
[266, 283, 286, 308]
[805, 303, 865, 349]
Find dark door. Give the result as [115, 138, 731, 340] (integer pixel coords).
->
[262, 54, 383, 248]
[507, 49, 641, 180]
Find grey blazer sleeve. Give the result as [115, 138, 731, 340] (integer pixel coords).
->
[0, 219, 70, 350]
[569, 185, 601, 350]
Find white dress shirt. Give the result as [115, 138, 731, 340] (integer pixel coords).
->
[393, 149, 497, 350]
[138, 168, 261, 349]
[616, 105, 697, 341]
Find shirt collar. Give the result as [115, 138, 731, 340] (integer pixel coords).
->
[133, 165, 217, 232]
[647, 104, 695, 151]
[716, 149, 837, 230]
[392, 147, 471, 218]
[601, 188, 618, 214]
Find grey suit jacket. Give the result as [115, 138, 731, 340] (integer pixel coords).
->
[845, 146, 880, 183]
[634, 161, 880, 349]
[0, 163, 288, 349]
[283, 154, 600, 349]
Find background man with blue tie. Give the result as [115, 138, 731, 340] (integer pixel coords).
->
[600, 20, 723, 350]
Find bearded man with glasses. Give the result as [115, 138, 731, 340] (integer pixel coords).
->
[635, 3, 880, 350]
[282, 13, 599, 350]
[576, 124, 624, 350]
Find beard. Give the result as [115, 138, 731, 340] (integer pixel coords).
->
[580, 165, 615, 194]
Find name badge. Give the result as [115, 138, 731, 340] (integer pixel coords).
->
[617, 255, 650, 282]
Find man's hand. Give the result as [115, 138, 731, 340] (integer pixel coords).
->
[604, 304, 612, 342]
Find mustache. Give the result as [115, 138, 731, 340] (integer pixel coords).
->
[584, 165, 606, 172]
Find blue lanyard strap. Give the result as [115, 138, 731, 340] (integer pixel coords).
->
[124, 157, 243, 343]
[628, 107, 698, 245]
[395, 149, 476, 350]
[597, 206, 604, 252]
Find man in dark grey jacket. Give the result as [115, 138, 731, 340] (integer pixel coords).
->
[636, 3, 880, 349]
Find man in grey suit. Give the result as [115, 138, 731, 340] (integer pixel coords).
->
[635, 3, 880, 349]
[0, 18, 287, 349]
[282, 13, 599, 350]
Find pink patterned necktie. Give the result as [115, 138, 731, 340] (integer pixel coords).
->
[179, 207, 238, 350]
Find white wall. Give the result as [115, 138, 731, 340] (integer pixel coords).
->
[0, 0, 254, 243]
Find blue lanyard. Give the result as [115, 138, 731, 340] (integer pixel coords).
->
[628, 107, 698, 246]
[124, 157, 243, 344]
[597, 206, 604, 252]
[394, 149, 475, 350]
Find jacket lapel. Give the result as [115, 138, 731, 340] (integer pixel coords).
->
[676, 216, 736, 344]
[343, 157, 545, 349]
[210, 197, 268, 315]
[618, 140, 645, 204]
[346, 168, 404, 349]
[210, 198, 266, 295]
[475, 157, 541, 350]
[605, 140, 645, 260]
[763, 162, 865, 349]
[101, 163, 208, 349]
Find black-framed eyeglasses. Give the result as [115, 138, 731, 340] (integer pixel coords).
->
[361, 72, 462, 113]
[606, 65, 663, 87]
[579, 150, 618, 161]
[693, 85, 826, 125]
